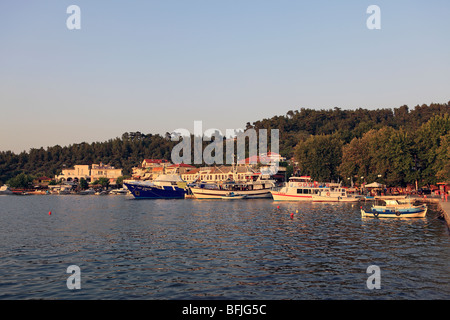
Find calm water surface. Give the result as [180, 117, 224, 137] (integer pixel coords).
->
[0, 195, 449, 299]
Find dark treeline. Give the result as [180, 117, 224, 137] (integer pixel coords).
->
[247, 103, 450, 156]
[0, 132, 177, 185]
[1, 102, 449, 187]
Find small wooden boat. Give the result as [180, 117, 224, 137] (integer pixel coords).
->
[361, 199, 427, 218]
[221, 192, 247, 200]
[79, 188, 95, 195]
[95, 190, 109, 196]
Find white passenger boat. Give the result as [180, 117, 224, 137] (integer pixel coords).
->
[270, 176, 359, 202]
[109, 188, 130, 195]
[312, 188, 360, 202]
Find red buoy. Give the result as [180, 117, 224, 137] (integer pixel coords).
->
[48, 211, 52, 215]
[290, 213, 294, 219]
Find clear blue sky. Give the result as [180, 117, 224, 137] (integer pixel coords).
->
[0, 1, 449, 153]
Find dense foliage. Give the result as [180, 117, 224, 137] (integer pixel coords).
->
[248, 102, 450, 186]
[0, 132, 176, 185]
[1, 102, 449, 187]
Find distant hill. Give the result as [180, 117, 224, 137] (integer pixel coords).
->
[1, 102, 449, 185]
[246, 102, 450, 158]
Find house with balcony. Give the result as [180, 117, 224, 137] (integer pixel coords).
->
[55, 165, 91, 182]
[90, 163, 123, 184]
[55, 163, 122, 184]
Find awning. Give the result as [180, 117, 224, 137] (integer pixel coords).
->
[365, 182, 383, 188]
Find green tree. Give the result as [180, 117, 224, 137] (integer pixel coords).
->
[6, 172, 35, 189]
[98, 177, 110, 189]
[339, 127, 416, 187]
[294, 134, 343, 182]
[435, 133, 450, 182]
[414, 114, 450, 185]
[79, 178, 88, 190]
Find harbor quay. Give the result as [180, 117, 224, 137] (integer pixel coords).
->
[439, 199, 450, 229]
[2, 158, 450, 203]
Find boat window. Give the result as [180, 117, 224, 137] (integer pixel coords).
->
[297, 189, 302, 194]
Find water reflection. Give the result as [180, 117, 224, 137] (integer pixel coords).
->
[0, 196, 449, 299]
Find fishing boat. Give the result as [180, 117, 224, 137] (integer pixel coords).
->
[124, 175, 186, 199]
[271, 176, 359, 202]
[361, 199, 427, 218]
[190, 178, 275, 199]
[220, 192, 247, 200]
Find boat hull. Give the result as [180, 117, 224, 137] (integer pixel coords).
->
[271, 192, 359, 202]
[270, 192, 313, 201]
[312, 195, 360, 202]
[124, 183, 186, 199]
[361, 207, 427, 218]
[221, 196, 247, 200]
[191, 187, 272, 199]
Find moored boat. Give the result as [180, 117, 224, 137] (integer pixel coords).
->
[109, 188, 130, 195]
[361, 199, 427, 218]
[190, 179, 275, 199]
[0, 185, 13, 195]
[271, 176, 359, 202]
[79, 188, 96, 195]
[312, 188, 360, 202]
[124, 175, 186, 199]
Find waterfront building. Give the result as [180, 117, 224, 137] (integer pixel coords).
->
[181, 168, 202, 183]
[55, 165, 90, 182]
[90, 163, 123, 184]
[181, 165, 260, 183]
[131, 159, 172, 180]
[142, 159, 171, 168]
[166, 163, 195, 175]
[55, 163, 122, 184]
[32, 176, 53, 189]
[237, 152, 286, 165]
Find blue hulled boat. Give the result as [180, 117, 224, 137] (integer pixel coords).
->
[124, 175, 186, 199]
[361, 199, 427, 218]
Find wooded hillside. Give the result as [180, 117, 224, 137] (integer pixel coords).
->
[1, 102, 449, 187]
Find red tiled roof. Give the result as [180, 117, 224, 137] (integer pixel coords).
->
[168, 163, 195, 168]
[144, 159, 169, 163]
[183, 168, 200, 175]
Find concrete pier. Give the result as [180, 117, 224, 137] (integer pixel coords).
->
[439, 199, 450, 230]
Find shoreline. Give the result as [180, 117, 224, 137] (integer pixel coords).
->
[438, 199, 450, 230]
